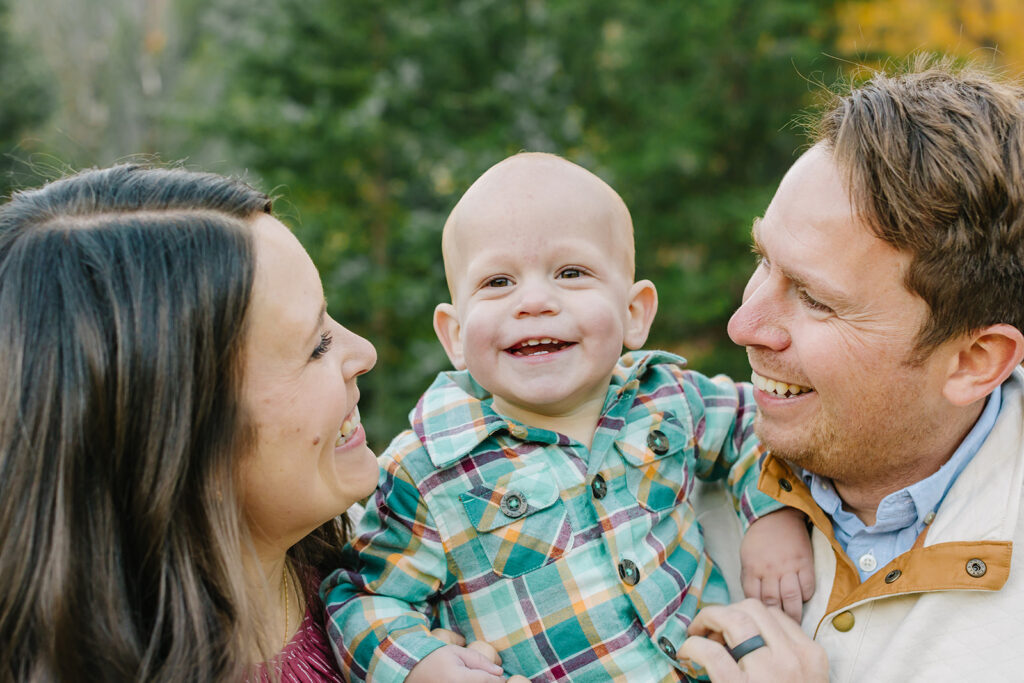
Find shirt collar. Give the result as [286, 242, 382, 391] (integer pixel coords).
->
[414, 350, 684, 468]
[804, 384, 1003, 538]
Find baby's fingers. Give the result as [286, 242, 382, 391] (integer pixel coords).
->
[778, 573, 803, 622]
[799, 565, 816, 601]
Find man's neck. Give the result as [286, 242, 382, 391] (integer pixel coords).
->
[832, 402, 986, 526]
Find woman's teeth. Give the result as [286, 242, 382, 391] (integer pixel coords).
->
[751, 371, 812, 398]
[336, 408, 361, 447]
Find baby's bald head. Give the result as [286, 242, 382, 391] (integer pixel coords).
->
[441, 153, 635, 302]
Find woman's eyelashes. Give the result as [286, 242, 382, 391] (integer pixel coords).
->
[311, 331, 334, 359]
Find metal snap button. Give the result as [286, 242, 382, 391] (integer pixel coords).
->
[657, 636, 676, 659]
[832, 611, 855, 632]
[966, 558, 987, 578]
[591, 474, 608, 500]
[647, 429, 670, 455]
[618, 559, 640, 586]
[499, 490, 528, 518]
[884, 569, 902, 584]
[778, 478, 793, 492]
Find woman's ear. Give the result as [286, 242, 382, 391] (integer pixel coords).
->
[942, 324, 1024, 406]
[433, 302, 467, 370]
[623, 279, 659, 350]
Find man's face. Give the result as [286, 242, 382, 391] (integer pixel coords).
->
[727, 145, 954, 486]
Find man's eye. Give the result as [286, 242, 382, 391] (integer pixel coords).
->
[798, 289, 833, 314]
[485, 276, 511, 288]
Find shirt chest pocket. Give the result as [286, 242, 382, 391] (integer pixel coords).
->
[614, 413, 693, 512]
[459, 466, 572, 578]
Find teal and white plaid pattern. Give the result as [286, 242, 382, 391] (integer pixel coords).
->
[323, 351, 778, 682]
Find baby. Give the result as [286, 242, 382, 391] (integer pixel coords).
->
[323, 153, 813, 681]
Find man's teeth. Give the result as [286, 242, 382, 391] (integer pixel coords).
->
[336, 408, 361, 447]
[751, 371, 812, 398]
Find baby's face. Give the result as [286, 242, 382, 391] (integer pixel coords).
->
[437, 156, 650, 421]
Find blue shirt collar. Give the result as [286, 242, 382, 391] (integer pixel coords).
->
[805, 384, 1003, 545]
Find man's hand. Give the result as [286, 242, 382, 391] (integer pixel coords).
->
[677, 599, 829, 681]
[740, 507, 815, 621]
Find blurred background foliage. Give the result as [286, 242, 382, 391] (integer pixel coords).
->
[2, 0, 1022, 449]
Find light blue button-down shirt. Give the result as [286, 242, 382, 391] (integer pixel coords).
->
[803, 385, 1003, 581]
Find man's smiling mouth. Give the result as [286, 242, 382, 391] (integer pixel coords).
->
[507, 337, 575, 356]
[751, 370, 813, 398]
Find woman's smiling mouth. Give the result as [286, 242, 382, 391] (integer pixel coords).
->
[335, 407, 362, 447]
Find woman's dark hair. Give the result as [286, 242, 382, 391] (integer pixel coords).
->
[0, 165, 348, 681]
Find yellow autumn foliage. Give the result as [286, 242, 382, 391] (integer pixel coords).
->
[837, 0, 1024, 75]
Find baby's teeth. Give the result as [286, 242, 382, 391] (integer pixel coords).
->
[527, 339, 540, 346]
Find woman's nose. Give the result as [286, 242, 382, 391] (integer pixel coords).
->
[337, 323, 377, 378]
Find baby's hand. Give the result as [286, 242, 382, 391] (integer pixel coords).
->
[406, 642, 510, 683]
[740, 507, 815, 622]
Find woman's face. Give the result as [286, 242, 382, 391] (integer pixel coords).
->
[239, 214, 378, 551]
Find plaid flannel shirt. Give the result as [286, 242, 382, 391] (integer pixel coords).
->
[323, 351, 779, 682]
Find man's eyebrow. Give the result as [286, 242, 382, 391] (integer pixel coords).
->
[750, 218, 855, 309]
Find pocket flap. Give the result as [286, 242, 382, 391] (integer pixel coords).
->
[614, 412, 692, 467]
[460, 467, 560, 532]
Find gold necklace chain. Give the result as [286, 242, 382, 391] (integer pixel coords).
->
[281, 563, 290, 650]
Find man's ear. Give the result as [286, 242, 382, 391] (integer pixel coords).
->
[433, 302, 467, 370]
[942, 324, 1024, 406]
[623, 279, 659, 350]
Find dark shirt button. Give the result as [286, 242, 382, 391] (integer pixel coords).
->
[499, 490, 528, 518]
[966, 558, 987, 578]
[884, 569, 902, 584]
[591, 474, 608, 500]
[647, 429, 670, 455]
[658, 636, 676, 659]
[779, 478, 793, 492]
[618, 559, 639, 586]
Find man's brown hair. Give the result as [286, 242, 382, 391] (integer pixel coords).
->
[816, 57, 1024, 353]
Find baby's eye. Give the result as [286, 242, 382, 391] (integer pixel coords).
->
[557, 267, 584, 279]
[311, 331, 333, 359]
[484, 276, 512, 288]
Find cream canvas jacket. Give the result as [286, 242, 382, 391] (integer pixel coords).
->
[755, 367, 1024, 681]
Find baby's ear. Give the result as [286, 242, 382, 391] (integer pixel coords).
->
[623, 279, 658, 350]
[434, 302, 467, 370]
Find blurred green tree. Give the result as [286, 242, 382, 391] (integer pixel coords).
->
[200, 0, 837, 449]
[0, 0, 52, 197]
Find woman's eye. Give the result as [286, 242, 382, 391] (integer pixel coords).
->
[485, 276, 511, 288]
[798, 289, 833, 314]
[311, 331, 333, 359]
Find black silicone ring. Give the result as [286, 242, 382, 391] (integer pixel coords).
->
[728, 635, 767, 661]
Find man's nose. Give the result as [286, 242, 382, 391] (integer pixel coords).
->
[727, 271, 790, 351]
